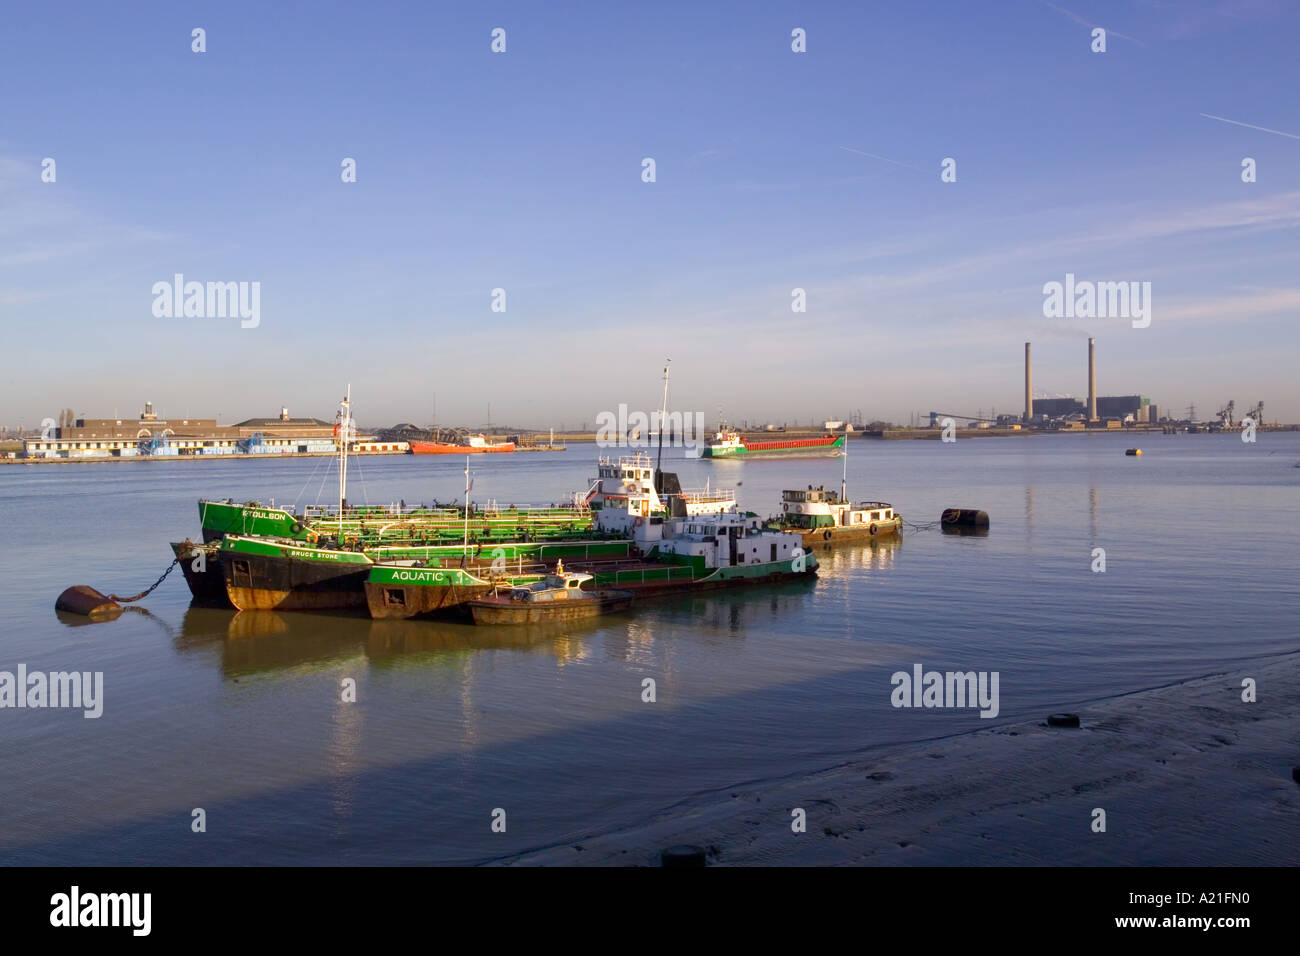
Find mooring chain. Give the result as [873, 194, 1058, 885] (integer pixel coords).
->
[901, 518, 942, 533]
[109, 559, 181, 604]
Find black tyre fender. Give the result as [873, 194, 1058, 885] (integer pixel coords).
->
[1047, 713, 1080, 728]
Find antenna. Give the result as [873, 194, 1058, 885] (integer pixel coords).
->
[337, 384, 352, 516]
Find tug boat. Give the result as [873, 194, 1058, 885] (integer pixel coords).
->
[696, 425, 844, 459]
[409, 434, 515, 454]
[467, 562, 634, 625]
[769, 486, 902, 546]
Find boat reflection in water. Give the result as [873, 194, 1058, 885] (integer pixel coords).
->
[804, 534, 902, 580]
[176, 574, 824, 678]
[176, 605, 608, 678]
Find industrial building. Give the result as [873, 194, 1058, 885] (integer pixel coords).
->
[1023, 341, 1157, 425]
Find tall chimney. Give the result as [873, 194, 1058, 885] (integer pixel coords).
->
[1024, 342, 1033, 421]
[1087, 337, 1097, 421]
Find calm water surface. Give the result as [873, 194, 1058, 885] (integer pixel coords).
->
[1, 433, 1296, 863]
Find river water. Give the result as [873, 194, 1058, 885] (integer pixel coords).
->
[1, 432, 1296, 864]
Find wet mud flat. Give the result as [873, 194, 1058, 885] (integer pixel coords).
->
[504, 652, 1300, 866]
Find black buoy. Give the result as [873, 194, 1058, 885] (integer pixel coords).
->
[660, 845, 707, 868]
[941, 509, 989, 528]
[54, 586, 122, 620]
[1047, 713, 1081, 728]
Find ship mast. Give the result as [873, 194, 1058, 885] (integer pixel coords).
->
[655, 359, 670, 494]
[841, 424, 848, 504]
[337, 384, 352, 516]
[462, 455, 471, 556]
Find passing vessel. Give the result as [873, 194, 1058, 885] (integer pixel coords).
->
[695, 425, 844, 459]
[409, 434, 515, 454]
[467, 564, 634, 625]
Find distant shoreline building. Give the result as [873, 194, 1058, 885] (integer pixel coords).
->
[20, 402, 406, 459]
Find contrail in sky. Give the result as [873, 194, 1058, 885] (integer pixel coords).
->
[837, 146, 925, 172]
[1200, 113, 1300, 140]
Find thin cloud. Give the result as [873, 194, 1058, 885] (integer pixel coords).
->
[1038, 0, 1145, 44]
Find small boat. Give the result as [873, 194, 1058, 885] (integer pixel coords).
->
[468, 562, 633, 625]
[765, 435, 901, 545]
[409, 434, 515, 454]
[770, 486, 902, 545]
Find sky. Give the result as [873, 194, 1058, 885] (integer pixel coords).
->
[1, 0, 1298, 429]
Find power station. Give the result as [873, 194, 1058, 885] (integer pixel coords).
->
[1021, 339, 1151, 426]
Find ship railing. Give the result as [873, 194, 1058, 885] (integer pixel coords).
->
[597, 453, 655, 468]
[679, 489, 735, 504]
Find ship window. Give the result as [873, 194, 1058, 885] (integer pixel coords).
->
[384, 588, 406, 607]
[771, 544, 777, 561]
[872, 512, 881, 520]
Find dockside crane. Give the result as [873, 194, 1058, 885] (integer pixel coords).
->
[928, 411, 991, 426]
[1244, 401, 1264, 425]
[1217, 400, 1235, 427]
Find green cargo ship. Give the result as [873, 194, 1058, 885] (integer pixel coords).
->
[695, 427, 845, 459]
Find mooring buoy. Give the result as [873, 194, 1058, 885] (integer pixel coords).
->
[54, 586, 123, 620]
[660, 845, 707, 868]
[1125, 448, 1142, 456]
[1047, 713, 1081, 728]
[941, 509, 989, 528]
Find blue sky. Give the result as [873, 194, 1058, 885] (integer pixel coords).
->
[2, 0, 1297, 428]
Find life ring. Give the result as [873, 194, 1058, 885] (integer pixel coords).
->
[782, 503, 788, 512]
[634, 517, 644, 528]
[291, 520, 304, 534]
[627, 482, 640, 495]
[823, 530, 833, 541]
[869, 523, 878, 536]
